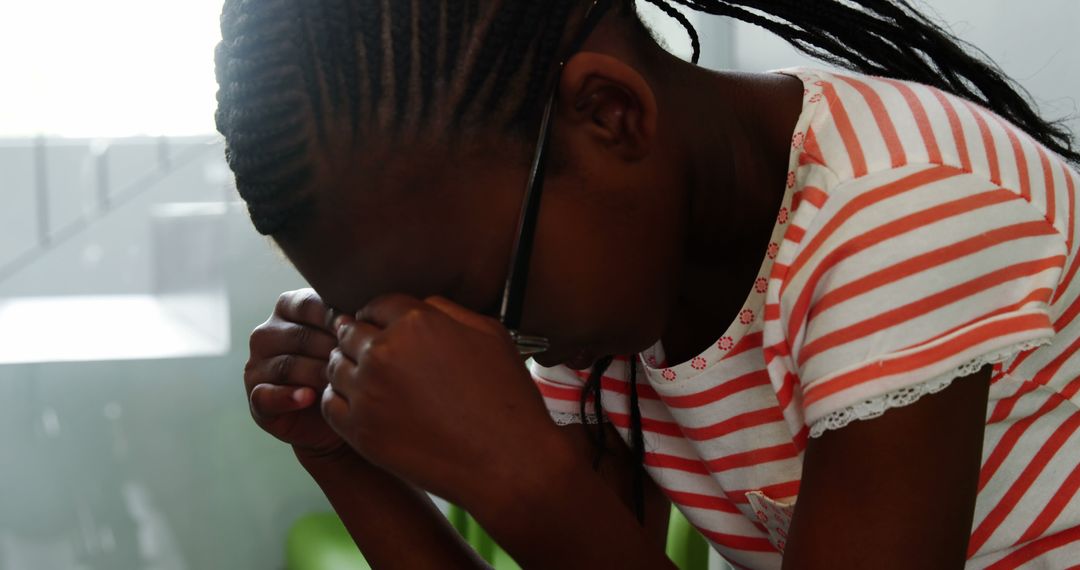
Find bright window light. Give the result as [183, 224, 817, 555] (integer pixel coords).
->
[0, 0, 226, 138]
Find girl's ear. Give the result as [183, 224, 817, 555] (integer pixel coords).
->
[557, 52, 658, 163]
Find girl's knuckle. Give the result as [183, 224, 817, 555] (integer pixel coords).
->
[273, 354, 294, 380]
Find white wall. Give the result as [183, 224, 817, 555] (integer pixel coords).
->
[718, 0, 1080, 137]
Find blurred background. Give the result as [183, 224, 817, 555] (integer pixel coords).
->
[0, 1, 1076, 568]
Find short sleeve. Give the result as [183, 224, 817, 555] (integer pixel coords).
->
[528, 360, 606, 426]
[779, 165, 1067, 432]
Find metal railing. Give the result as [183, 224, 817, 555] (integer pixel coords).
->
[0, 136, 224, 285]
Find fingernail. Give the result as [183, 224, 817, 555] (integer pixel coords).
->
[292, 388, 309, 403]
[335, 318, 352, 337]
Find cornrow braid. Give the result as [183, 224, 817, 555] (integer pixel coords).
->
[216, 0, 587, 235]
[580, 355, 615, 468]
[418, 3, 441, 120]
[216, 0, 320, 234]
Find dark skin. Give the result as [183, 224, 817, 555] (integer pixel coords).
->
[245, 14, 991, 569]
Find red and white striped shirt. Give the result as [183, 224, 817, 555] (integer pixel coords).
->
[531, 67, 1080, 569]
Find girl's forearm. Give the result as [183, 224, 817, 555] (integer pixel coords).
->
[296, 449, 491, 570]
[465, 430, 677, 570]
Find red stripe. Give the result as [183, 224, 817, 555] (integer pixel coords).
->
[980, 394, 1068, 492]
[881, 79, 943, 163]
[1016, 458, 1080, 545]
[644, 452, 710, 475]
[984, 525, 1080, 570]
[1062, 369, 1080, 401]
[969, 408, 1080, 555]
[1054, 168, 1078, 304]
[821, 80, 869, 177]
[804, 311, 1054, 406]
[1036, 144, 1057, 227]
[681, 407, 786, 441]
[1031, 333, 1080, 389]
[769, 263, 790, 283]
[704, 443, 799, 472]
[763, 341, 790, 365]
[1008, 290, 1080, 378]
[765, 304, 780, 321]
[836, 76, 907, 168]
[931, 89, 972, 171]
[809, 221, 1057, 320]
[775, 372, 799, 410]
[792, 188, 1029, 343]
[534, 379, 584, 402]
[606, 410, 684, 437]
[1066, 167, 1077, 258]
[799, 256, 1063, 369]
[697, 528, 777, 553]
[1055, 291, 1080, 337]
[599, 375, 660, 400]
[793, 186, 829, 212]
[663, 487, 741, 514]
[793, 425, 810, 452]
[827, 288, 1051, 382]
[987, 378, 1043, 425]
[781, 165, 960, 318]
[800, 126, 825, 166]
[785, 224, 806, 245]
[725, 331, 763, 360]
[993, 114, 1033, 202]
[1055, 254, 1080, 306]
[661, 369, 771, 409]
[1002, 344, 1037, 379]
[964, 100, 1002, 185]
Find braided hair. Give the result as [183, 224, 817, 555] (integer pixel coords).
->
[644, 0, 1079, 165]
[216, 0, 1077, 527]
[215, 0, 595, 234]
[216, 0, 1077, 232]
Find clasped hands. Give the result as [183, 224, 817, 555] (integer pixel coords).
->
[244, 290, 563, 508]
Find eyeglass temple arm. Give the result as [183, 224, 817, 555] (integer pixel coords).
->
[498, 93, 557, 331]
[498, 0, 615, 331]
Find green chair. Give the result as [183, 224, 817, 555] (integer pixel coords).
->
[287, 504, 712, 570]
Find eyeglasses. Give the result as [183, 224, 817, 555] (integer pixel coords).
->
[497, 0, 614, 357]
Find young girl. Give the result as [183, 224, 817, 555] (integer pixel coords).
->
[220, 1, 1080, 568]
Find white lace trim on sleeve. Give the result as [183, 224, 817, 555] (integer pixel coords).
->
[549, 411, 607, 426]
[809, 338, 1052, 438]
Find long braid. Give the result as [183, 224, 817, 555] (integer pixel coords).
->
[580, 356, 614, 468]
[579, 354, 648, 524]
[627, 354, 646, 524]
[649, 0, 1079, 164]
[641, 0, 701, 64]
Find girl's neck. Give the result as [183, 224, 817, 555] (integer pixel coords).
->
[661, 67, 804, 365]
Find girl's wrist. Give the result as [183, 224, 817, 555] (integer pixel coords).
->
[294, 444, 366, 474]
[464, 423, 584, 536]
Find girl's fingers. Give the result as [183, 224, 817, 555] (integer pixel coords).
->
[250, 322, 339, 360]
[275, 289, 335, 334]
[320, 384, 351, 433]
[336, 320, 382, 361]
[244, 354, 329, 393]
[326, 348, 356, 399]
[250, 384, 317, 421]
[424, 295, 506, 336]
